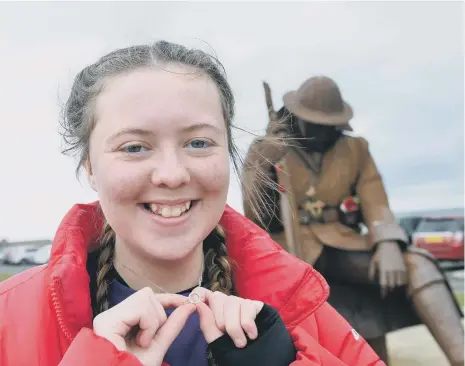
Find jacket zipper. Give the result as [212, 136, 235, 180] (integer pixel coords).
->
[50, 277, 171, 366]
[50, 277, 74, 342]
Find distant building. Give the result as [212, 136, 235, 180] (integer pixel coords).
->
[396, 207, 464, 219]
[0, 239, 52, 250]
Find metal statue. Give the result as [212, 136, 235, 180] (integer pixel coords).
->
[242, 76, 464, 365]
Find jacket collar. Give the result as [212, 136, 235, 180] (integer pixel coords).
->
[47, 201, 329, 338]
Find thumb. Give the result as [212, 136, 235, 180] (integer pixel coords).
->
[368, 256, 377, 281]
[197, 302, 224, 344]
[254, 300, 264, 314]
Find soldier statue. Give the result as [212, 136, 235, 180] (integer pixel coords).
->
[241, 75, 464, 365]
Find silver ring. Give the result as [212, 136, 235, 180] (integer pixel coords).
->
[183, 292, 202, 305]
[188, 292, 201, 304]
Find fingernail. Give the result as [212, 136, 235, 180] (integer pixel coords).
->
[235, 338, 246, 348]
[248, 331, 257, 340]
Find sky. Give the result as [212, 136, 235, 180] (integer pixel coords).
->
[0, 1, 463, 241]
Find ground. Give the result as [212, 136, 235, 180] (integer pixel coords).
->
[389, 271, 463, 366]
[389, 319, 465, 366]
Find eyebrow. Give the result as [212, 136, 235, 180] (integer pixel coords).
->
[183, 123, 223, 134]
[106, 128, 154, 144]
[106, 123, 223, 143]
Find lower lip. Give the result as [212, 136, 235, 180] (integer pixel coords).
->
[139, 202, 196, 227]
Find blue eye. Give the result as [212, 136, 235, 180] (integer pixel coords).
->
[122, 145, 149, 153]
[188, 140, 211, 149]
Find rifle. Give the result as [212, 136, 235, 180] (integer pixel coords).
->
[263, 81, 303, 259]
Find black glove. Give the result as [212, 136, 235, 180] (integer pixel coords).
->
[208, 304, 297, 366]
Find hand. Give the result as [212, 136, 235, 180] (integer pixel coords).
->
[369, 241, 407, 298]
[266, 118, 289, 137]
[192, 287, 264, 348]
[93, 287, 196, 366]
[247, 135, 288, 171]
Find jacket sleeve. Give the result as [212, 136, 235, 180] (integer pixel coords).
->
[355, 138, 409, 249]
[288, 303, 385, 366]
[59, 328, 169, 366]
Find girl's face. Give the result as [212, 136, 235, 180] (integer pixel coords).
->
[86, 65, 230, 261]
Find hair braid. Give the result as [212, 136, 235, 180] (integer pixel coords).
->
[204, 225, 235, 296]
[95, 221, 116, 315]
[203, 224, 235, 366]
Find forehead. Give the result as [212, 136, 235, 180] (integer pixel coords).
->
[93, 65, 225, 133]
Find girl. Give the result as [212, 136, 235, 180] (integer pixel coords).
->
[0, 41, 384, 366]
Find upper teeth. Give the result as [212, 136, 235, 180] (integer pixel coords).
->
[149, 201, 191, 218]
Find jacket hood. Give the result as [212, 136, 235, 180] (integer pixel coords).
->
[46, 201, 329, 338]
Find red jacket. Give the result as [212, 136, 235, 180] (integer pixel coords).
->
[0, 202, 384, 366]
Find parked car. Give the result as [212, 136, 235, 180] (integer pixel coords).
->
[412, 216, 464, 261]
[0, 247, 8, 263]
[24, 244, 52, 265]
[4, 246, 38, 265]
[398, 216, 423, 242]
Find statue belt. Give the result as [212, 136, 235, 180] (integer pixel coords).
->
[299, 205, 339, 225]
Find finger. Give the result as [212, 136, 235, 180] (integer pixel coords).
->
[224, 296, 247, 348]
[153, 303, 196, 354]
[209, 292, 227, 332]
[386, 271, 395, 291]
[197, 302, 224, 343]
[136, 314, 160, 348]
[253, 301, 264, 314]
[381, 285, 387, 298]
[136, 292, 169, 347]
[368, 258, 376, 281]
[402, 269, 409, 286]
[189, 287, 210, 304]
[111, 288, 165, 339]
[384, 271, 391, 291]
[394, 271, 402, 288]
[397, 270, 407, 287]
[154, 293, 191, 308]
[379, 268, 387, 298]
[240, 300, 259, 340]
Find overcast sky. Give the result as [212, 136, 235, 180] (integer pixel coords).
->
[0, 1, 463, 241]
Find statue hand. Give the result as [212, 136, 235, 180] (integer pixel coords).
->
[368, 241, 407, 298]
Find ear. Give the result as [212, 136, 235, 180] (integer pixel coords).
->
[83, 160, 97, 192]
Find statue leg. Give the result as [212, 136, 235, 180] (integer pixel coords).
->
[405, 247, 464, 366]
[366, 336, 389, 364]
[313, 246, 398, 364]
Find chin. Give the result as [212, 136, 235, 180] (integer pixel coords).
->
[138, 234, 203, 262]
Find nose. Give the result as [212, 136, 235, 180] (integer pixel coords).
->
[150, 150, 190, 188]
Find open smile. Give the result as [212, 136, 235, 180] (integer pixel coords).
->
[141, 200, 198, 218]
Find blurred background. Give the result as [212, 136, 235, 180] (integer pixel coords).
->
[0, 2, 463, 365]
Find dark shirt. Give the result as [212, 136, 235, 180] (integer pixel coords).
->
[87, 251, 296, 366]
[87, 251, 209, 366]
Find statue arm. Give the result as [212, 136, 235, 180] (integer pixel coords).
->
[355, 138, 409, 250]
[241, 138, 284, 233]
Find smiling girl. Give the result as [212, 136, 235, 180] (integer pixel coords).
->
[0, 41, 384, 366]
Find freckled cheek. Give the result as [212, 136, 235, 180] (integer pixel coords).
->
[94, 160, 148, 203]
[192, 156, 230, 193]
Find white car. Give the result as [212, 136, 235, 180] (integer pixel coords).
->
[5, 247, 38, 265]
[25, 244, 52, 265]
[0, 248, 8, 263]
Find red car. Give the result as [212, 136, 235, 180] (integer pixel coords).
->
[412, 216, 464, 261]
